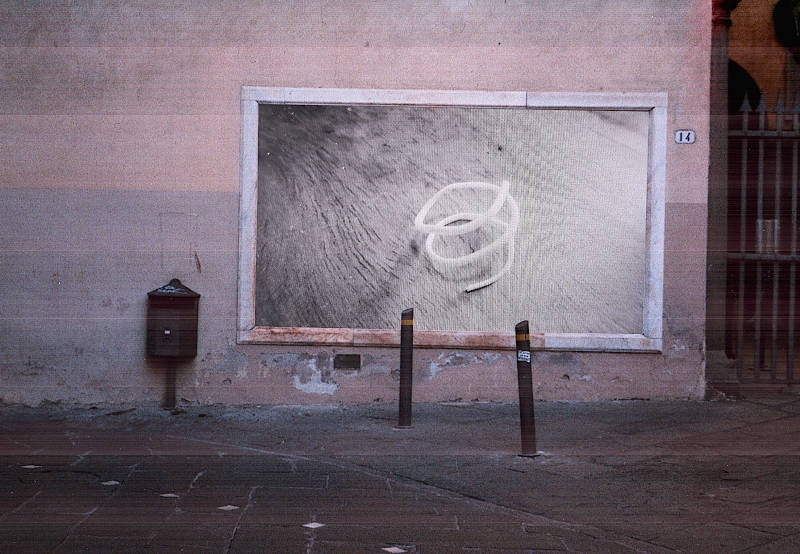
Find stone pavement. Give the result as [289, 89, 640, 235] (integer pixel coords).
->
[1, 394, 800, 552]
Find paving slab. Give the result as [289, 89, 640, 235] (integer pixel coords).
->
[1, 396, 800, 551]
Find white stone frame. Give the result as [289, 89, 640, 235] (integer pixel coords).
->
[237, 87, 666, 352]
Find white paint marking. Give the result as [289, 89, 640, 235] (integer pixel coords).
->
[70, 451, 92, 467]
[218, 505, 240, 511]
[160, 493, 179, 498]
[101, 480, 120, 486]
[303, 522, 325, 529]
[224, 487, 258, 554]
[21, 465, 41, 469]
[188, 470, 204, 491]
[53, 506, 98, 551]
[383, 548, 407, 553]
[0, 490, 41, 522]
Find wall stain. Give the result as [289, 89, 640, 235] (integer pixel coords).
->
[260, 353, 338, 394]
[358, 354, 394, 378]
[18, 357, 50, 377]
[533, 351, 586, 382]
[421, 352, 475, 381]
[664, 309, 702, 357]
[199, 346, 246, 376]
[116, 298, 130, 314]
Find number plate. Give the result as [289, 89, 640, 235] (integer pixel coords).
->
[674, 129, 696, 144]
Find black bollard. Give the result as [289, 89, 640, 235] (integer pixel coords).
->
[515, 320, 538, 456]
[397, 308, 414, 428]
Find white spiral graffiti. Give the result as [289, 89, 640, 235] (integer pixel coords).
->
[413, 180, 520, 292]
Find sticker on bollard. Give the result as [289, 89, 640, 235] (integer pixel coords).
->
[517, 350, 530, 362]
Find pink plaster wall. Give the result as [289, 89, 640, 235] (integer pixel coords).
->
[0, 1, 712, 405]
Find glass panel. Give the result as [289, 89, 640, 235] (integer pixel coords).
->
[255, 104, 648, 333]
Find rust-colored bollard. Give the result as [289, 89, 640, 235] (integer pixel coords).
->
[515, 320, 538, 456]
[396, 308, 414, 429]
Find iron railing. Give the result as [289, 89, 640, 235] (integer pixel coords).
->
[727, 92, 800, 384]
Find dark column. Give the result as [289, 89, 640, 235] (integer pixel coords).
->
[515, 321, 537, 456]
[706, 0, 739, 380]
[397, 308, 414, 428]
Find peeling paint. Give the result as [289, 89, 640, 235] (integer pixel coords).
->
[422, 352, 475, 381]
[358, 354, 394, 378]
[292, 353, 337, 395]
[199, 346, 246, 377]
[664, 311, 701, 354]
[261, 353, 314, 372]
[263, 352, 339, 394]
[292, 374, 338, 395]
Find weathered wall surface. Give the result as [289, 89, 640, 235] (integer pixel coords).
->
[0, 1, 711, 406]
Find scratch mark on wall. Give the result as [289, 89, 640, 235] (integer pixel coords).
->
[158, 212, 197, 272]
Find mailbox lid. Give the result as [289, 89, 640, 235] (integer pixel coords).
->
[148, 278, 200, 298]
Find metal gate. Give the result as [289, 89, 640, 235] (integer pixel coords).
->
[726, 94, 800, 384]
